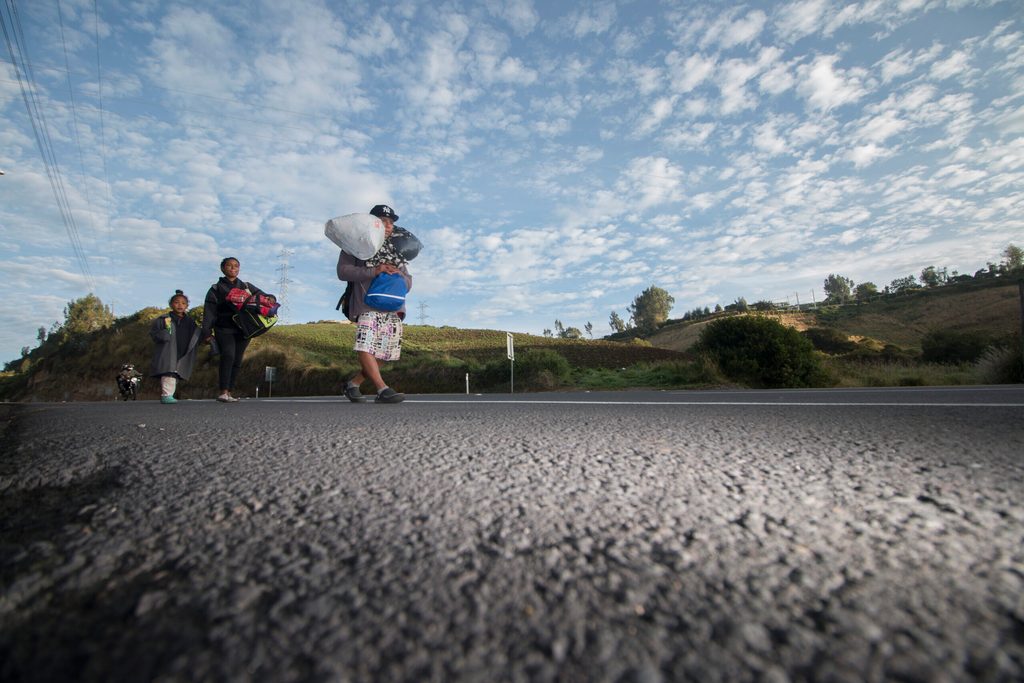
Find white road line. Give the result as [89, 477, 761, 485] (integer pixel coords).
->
[257, 398, 1024, 407]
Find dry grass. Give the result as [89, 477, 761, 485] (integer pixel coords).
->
[647, 281, 1020, 353]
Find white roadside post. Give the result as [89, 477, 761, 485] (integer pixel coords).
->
[265, 366, 276, 398]
[465, 373, 470, 395]
[506, 332, 515, 394]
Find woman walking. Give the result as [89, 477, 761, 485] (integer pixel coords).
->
[201, 257, 265, 402]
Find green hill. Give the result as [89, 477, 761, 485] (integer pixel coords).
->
[2, 277, 1019, 401]
[0, 318, 688, 402]
[648, 278, 1020, 353]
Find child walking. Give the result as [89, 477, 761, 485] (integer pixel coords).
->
[150, 290, 202, 404]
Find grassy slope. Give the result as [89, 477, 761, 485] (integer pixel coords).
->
[3, 322, 689, 401]
[265, 324, 688, 367]
[3, 278, 1017, 401]
[647, 280, 1020, 353]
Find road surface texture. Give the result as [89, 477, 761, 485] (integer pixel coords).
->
[1, 387, 1022, 682]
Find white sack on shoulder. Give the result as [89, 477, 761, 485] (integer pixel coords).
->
[324, 213, 385, 260]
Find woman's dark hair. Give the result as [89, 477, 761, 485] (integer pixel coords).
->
[220, 257, 239, 269]
[169, 289, 189, 306]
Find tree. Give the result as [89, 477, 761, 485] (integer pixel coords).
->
[584, 322, 593, 338]
[920, 266, 945, 288]
[854, 282, 878, 302]
[823, 274, 854, 304]
[59, 294, 114, 338]
[553, 320, 565, 337]
[563, 326, 584, 339]
[889, 274, 919, 294]
[609, 311, 627, 333]
[724, 297, 748, 312]
[714, 304, 723, 313]
[36, 327, 47, 343]
[1004, 244, 1023, 272]
[628, 286, 674, 334]
[543, 328, 552, 338]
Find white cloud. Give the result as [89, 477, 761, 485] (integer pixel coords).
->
[470, 29, 538, 86]
[683, 97, 710, 117]
[797, 54, 867, 111]
[665, 52, 716, 94]
[569, 2, 617, 38]
[618, 157, 685, 211]
[718, 58, 761, 114]
[760, 61, 795, 95]
[774, 0, 829, 42]
[701, 9, 768, 49]
[660, 122, 716, 149]
[843, 142, 892, 167]
[752, 120, 789, 156]
[855, 109, 909, 144]
[993, 104, 1024, 134]
[636, 96, 677, 136]
[147, 7, 250, 95]
[930, 49, 972, 80]
[488, 0, 539, 36]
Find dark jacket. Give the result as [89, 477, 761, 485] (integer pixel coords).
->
[336, 252, 412, 321]
[201, 277, 264, 337]
[150, 313, 201, 379]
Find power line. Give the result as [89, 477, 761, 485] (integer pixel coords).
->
[56, 0, 102, 252]
[91, 0, 115, 229]
[1, 0, 94, 290]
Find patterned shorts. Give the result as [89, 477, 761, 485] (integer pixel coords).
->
[354, 312, 403, 361]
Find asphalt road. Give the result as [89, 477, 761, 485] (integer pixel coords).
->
[1, 387, 1023, 682]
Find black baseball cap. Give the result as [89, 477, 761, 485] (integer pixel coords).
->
[370, 204, 399, 222]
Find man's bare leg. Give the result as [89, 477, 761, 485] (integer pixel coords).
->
[358, 351, 387, 392]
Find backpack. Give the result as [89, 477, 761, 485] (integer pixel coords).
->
[232, 293, 279, 338]
[364, 273, 408, 312]
[336, 281, 354, 321]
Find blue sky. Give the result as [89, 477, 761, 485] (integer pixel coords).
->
[1, 0, 1022, 362]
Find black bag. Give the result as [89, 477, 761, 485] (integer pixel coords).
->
[336, 281, 353, 321]
[232, 293, 279, 338]
[391, 227, 424, 261]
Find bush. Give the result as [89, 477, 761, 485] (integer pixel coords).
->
[974, 336, 1023, 383]
[802, 327, 857, 354]
[697, 316, 830, 388]
[473, 349, 573, 392]
[515, 349, 573, 390]
[921, 329, 992, 364]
